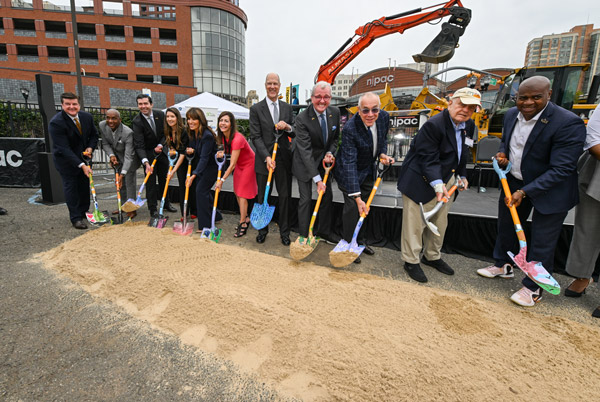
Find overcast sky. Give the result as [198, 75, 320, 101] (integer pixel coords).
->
[243, 0, 600, 101]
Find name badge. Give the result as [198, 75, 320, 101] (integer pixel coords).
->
[465, 137, 474, 147]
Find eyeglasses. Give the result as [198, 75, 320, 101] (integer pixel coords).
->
[313, 95, 331, 101]
[360, 107, 380, 115]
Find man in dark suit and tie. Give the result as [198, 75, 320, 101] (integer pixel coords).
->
[99, 109, 140, 218]
[49, 92, 98, 229]
[334, 92, 395, 263]
[250, 72, 295, 245]
[132, 94, 175, 215]
[292, 81, 340, 242]
[477, 76, 586, 307]
[398, 87, 479, 283]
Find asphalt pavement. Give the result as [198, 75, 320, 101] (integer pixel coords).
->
[1, 183, 598, 401]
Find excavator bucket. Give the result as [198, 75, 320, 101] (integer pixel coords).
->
[412, 7, 471, 64]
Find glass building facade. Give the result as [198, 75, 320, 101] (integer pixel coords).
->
[191, 7, 246, 101]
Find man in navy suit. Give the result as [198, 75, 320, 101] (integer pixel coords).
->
[132, 94, 175, 215]
[250, 72, 295, 246]
[49, 92, 98, 229]
[477, 76, 586, 307]
[334, 92, 395, 263]
[398, 87, 480, 283]
[292, 81, 340, 241]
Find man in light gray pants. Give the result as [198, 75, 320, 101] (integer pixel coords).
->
[564, 104, 600, 317]
[99, 109, 140, 216]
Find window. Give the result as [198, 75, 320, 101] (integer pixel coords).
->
[76, 23, 96, 35]
[45, 20, 66, 33]
[16, 44, 38, 55]
[136, 74, 153, 82]
[105, 25, 125, 36]
[12, 18, 35, 30]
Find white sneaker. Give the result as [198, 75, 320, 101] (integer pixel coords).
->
[510, 287, 542, 307]
[477, 263, 514, 278]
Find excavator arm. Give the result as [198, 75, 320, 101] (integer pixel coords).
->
[315, 0, 471, 84]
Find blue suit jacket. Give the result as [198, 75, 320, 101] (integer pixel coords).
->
[500, 102, 586, 214]
[397, 109, 474, 203]
[334, 110, 389, 194]
[49, 110, 98, 176]
[191, 129, 218, 178]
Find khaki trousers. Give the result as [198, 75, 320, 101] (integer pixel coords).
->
[401, 178, 455, 264]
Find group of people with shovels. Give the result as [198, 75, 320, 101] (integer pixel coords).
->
[49, 72, 600, 316]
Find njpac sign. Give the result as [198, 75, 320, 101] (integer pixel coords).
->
[366, 74, 394, 87]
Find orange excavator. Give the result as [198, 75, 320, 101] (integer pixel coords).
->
[315, 0, 471, 85]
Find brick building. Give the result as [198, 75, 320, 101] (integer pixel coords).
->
[0, 0, 247, 108]
[525, 24, 600, 92]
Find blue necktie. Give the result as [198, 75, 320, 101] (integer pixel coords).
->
[319, 114, 327, 143]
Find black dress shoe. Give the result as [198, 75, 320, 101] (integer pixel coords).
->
[421, 257, 454, 275]
[362, 245, 375, 255]
[404, 262, 428, 283]
[353, 256, 361, 264]
[256, 233, 267, 244]
[281, 235, 291, 246]
[592, 306, 600, 318]
[0, 207, 7, 215]
[72, 220, 88, 230]
[165, 203, 177, 213]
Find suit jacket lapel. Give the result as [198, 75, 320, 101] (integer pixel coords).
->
[503, 115, 518, 159]
[444, 111, 459, 156]
[326, 108, 335, 148]
[261, 99, 274, 125]
[309, 106, 326, 147]
[63, 111, 81, 138]
[523, 103, 553, 157]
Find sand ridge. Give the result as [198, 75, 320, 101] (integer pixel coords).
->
[37, 223, 600, 401]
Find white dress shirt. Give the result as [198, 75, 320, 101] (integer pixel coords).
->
[509, 105, 548, 180]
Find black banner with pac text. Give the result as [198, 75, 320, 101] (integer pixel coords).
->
[0, 138, 45, 187]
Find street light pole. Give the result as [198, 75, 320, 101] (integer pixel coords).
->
[70, 0, 84, 109]
[20, 87, 30, 108]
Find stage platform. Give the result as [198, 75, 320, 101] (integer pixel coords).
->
[171, 164, 582, 274]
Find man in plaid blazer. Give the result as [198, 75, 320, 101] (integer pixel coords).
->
[334, 92, 394, 263]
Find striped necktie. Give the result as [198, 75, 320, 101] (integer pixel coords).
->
[74, 117, 82, 135]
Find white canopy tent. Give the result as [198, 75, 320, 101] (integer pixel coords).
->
[168, 92, 250, 120]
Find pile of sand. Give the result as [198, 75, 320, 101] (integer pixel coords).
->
[38, 223, 600, 401]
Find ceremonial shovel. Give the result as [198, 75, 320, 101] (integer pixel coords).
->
[201, 153, 226, 242]
[149, 150, 178, 229]
[82, 153, 109, 225]
[250, 130, 283, 230]
[492, 158, 560, 295]
[290, 159, 334, 260]
[173, 152, 195, 235]
[329, 160, 390, 267]
[419, 176, 463, 236]
[122, 156, 158, 213]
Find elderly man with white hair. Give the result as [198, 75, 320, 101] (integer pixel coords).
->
[99, 108, 140, 218]
[334, 92, 395, 263]
[397, 87, 480, 283]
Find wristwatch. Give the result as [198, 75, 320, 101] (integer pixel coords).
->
[353, 195, 361, 200]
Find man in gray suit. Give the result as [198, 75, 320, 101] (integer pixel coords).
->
[99, 109, 140, 217]
[563, 104, 600, 317]
[250, 72, 295, 245]
[292, 81, 340, 242]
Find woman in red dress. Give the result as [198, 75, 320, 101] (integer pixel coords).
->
[215, 111, 257, 237]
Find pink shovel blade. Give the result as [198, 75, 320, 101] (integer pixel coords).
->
[508, 248, 560, 295]
[173, 222, 194, 235]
